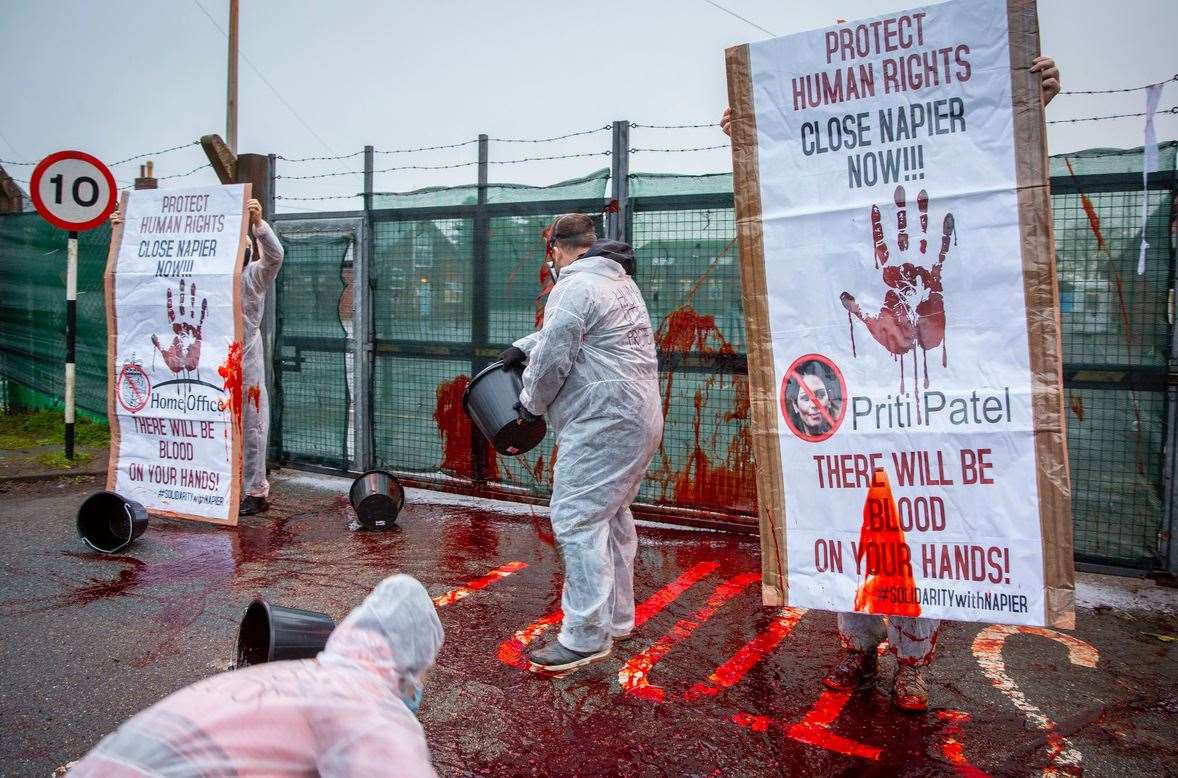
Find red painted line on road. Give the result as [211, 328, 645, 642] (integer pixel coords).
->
[634, 561, 720, 627]
[686, 607, 807, 701]
[731, 688, 881, 762]
[497, 560, 720, 672]
[498, 610, 564, 669]
[935, 710, 989, 778]
[619, 571, 760, 702]
[785, 689, 881, 761]
[433, 561, 527, 607]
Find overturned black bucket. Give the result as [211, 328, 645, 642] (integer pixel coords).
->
[463, 360, 547, 456]
[349, 470, 405, 530]
[235, 598, 336, 668]
[76, 491, 149, 553]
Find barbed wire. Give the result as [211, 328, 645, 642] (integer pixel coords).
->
[374, 140, 478, 155]
[157, 163, 214, 181]
[489, 126, 611, 143]
[1059, 75, 1178, 96]
[278, 150, 611, 180]
[1048, 106, 1178, 124]
[276, 193, 362, 201]
[490, 151, 610, 164]
[278, 150, 365, 163]
[109, 142, 200, 167]
[631, 122, 720, 129]
[630, 144, 729, 153]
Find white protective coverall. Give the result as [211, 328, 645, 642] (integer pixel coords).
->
[242, 221, 284, 499]
[514, 248, 663, 653]
[70, 575, 444, 778]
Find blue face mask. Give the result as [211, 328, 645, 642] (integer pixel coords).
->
[404, 686, 423, 716]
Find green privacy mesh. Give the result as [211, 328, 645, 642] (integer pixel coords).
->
[372, 169, 609, 209]
[272, 234, 353, 468]
[1050, 141, 1177, 177]
[0, 213, 111, 415]
[4, 146, 1175, 569]
[628, 172, 734, 198]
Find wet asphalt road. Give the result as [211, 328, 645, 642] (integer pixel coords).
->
[1, 472, 1175, 777]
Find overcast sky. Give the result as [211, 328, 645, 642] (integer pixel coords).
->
[3, 0, 1175, 212]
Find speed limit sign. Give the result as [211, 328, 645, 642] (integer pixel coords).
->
[30, 150, 117, 232]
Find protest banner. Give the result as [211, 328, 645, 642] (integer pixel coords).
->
[105, 184, 250, 525]
[726, 0, 1073, 627]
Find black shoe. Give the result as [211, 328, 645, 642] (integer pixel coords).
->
[526, 639, 611, 673]
[239, 496, 270, 516]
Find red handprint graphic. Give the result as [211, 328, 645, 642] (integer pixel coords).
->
[151, 278, 208, 382]
[840, 186, 955, 400]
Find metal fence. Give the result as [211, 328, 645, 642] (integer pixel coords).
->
[1, 137, 1175, 573]
[269, 140, 1177, 572]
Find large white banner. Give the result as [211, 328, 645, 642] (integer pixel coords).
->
[728, 0, 1072, 626]
[105, 184, 249, 524]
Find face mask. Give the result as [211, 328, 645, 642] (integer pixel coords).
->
[546, 259, 559, 282]
[404, 686, 423, 716]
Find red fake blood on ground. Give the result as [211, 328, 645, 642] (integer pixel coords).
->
[247, 385, 261, 412]
[218, 342, 244, 434]
[854, 469, 920, 617]
[433, 376, 500, 481]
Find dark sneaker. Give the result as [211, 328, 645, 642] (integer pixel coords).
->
[526, 640, 611, 673]
[821, 650, 877, 691]
[239, 495, 270, 516]
[892, 665, 928, 712]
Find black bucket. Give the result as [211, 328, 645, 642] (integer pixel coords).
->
[349, 470, 405, 530]
[463, 360, 547, 456]
[76, 491, 149, 554]
[235, 598, 336, 668]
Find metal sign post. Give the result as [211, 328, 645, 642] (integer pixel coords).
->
[29, 150, 117, 459]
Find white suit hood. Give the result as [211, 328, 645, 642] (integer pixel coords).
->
[319, 574, 445, 701]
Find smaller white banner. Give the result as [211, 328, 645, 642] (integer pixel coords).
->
[108, 184, 247, 523]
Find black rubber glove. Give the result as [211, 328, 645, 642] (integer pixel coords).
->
[499, 346, 526, 368]
[513, 400, 540, 425]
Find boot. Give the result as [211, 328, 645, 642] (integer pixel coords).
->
[821, 650, 877, 691]
[239, 495, 270, 516]
[892, 665, 928, 712]
[526, 639, 611, 673]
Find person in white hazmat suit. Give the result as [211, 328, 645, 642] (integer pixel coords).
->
[236, 199, 284, 515]
[499, 213, 663, 673]
[113, 198, 283, 517]
[69, 574, 444, 777]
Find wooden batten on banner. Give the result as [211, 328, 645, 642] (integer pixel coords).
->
[104, 192, 128, 490]
[726, 45, 790, 607]
[1007, 0, 1074, 629]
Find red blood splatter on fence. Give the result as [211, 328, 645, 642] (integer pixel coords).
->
[1065, 158, 1106, 251]
[650, 306, 756, 514]
[218, 342, 244, 433]
[672, 390, 757, 512]
[433, 376, 499, 481]
[246, 385, 261, 412]
[656, 307, 734, 355]
[853, 469, 921, 617]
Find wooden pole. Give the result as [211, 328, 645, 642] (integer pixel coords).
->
[227, 0, 239, 154]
